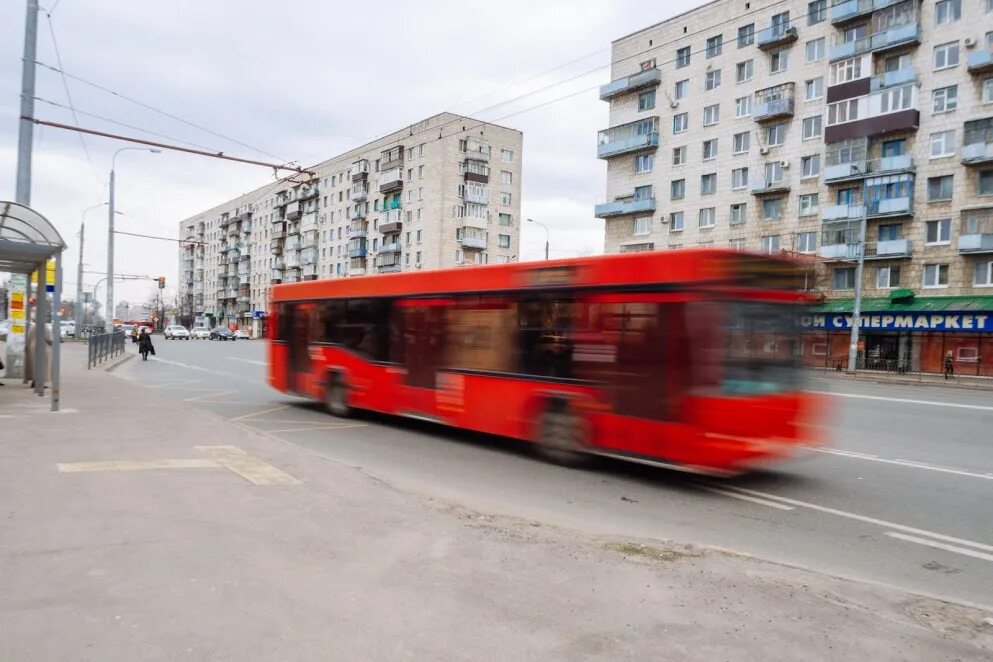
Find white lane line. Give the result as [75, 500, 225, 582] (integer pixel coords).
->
[701, 486, 794, 510]
[720, 485, 993, 553]
[810, 447, 993, 481]
[885, 532, 993, 563]
[183, 389, 238, 403]
[229, 358, 266, 366]
[230, 405, 289, 421]
[266, 424, 367, 434]
[812, 390, 993, 412]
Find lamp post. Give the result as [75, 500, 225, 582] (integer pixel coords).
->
[527, 218, 549, 261]
[846, 165, 869, 374]
[77, 202, 106, 334]
[107, 147, 160, 332]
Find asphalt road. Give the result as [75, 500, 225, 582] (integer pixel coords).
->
[119, 337, 993, 608]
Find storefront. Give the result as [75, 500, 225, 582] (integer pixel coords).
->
[800, 292, 993, 376]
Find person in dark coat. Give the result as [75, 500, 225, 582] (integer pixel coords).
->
[138, 328, 156, 361]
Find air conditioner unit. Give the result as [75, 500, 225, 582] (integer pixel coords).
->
[780, 160, 790, 169]
[759, 146, 770, 155]
[669, 100, 679, 109]
[964, 37, 977, 48]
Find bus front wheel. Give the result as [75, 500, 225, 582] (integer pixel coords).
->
[535, 399, 589, 467]
[325, 373, 352, 418]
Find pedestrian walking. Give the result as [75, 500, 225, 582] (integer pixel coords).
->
[138, 328, 156, 361]
[131, 326, 139, 344]
[944, 351, 954, 380]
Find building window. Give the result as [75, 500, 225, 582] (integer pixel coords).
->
[703, 104, 720, 126]
[876, 265, 901, 289]
[674, 79, 688, 100]
[974, 261, 993, 287]
[732, 132, 750, 154]
[770, 50, 789, 74]
[705, 69, 722, 91]
[802, 115, 822, 140]
[500, 192, 512, 205]
[761, 235, 780, 254]
[731, 167, 749, 189]
[801, 154, 821, 179]
[730, 203, 747, 225]
[699, 207, 716, 228]
[498, 234, 511, 248]
[935, 0, 961, 25]
[828, 98, 860, 125]
[673, 113, 688, 134]
[933, 41, 960, 70]
[830, 57, 863, 85]
[621, 242, 654, 254]
[833, 267, 855, 290]
[729, 238, 746, 250]
[925, 219, 951, 244]
[735, 96, 751, 117]
[670, 179, 685, 200]
[501, 170, 513, 184]
[762, 198, 783, 220]
[676, 46, 691, 68]
[932, 85, 957, 113]
[416, 229, 422, 241]
[706, 35, 723, 58]
[930, 130, 956, 158]
[979, 170, 993, 196]
[738, 23, 754, 47]
[635, 154, 654, 173]
[766, 123, 786, 146]
[805, 38, 825, 63]
[672, 146, 687, 166]
[669, 211, 684, 231]
[736, 60, 753, 83]
[501, 149, 514, 162]
[927, 175, 954, 201]
[633, 217, 651, 236]
[808, 0, 826, 24]
[700, 173, 717, 195]
[499, 213, 512, 226]
[797, 231, 817, 253]
[702, 139, 718, 161]
[418, 187, 424, 201]
[799, 193, 819, 215]
[923, 264, 949, 288]
[805, 77, 824, 101]
[638, 89, 656, 111]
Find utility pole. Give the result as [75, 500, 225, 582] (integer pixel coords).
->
[15, 0, 38, 205]
[846, 173, 869, 374]
[76, 223, 84, 333]
[527, 218, 550, 261]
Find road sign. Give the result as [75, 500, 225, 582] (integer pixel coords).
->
[30, 260, 56, 293]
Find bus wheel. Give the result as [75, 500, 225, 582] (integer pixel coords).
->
[325, 373, 351, 418]
[535, 399, 589, 466]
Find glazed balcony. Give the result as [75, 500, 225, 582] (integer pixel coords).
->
[599, 67, 661, 101]
[597, 117, 659, 159]
[379, 167, 403, 193]
[349, 220, 368, 238]
[351, 204, 369, 220]
[351, 183, 369, 201]
[298, 184, 319, 200]
[962, 121, 993, 166]
[285, 201, 302, 221]
[463, 161, 490, 184]
[465, 137, 490, 162]
[352, 159, 370, 181]
[958, 210, 993, 254]
[829, 20, 920, 61]
[379, 221, 402, 235]
[464, 185, 489, 205]
[379, 147, 404, 171]
[459, 235, 487, 250]
[757, 20, 797, 51]
[753, 83, 795, 122]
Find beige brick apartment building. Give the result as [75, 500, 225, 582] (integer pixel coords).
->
[597, 0, 993, 374]
[177, 113, 523, 335]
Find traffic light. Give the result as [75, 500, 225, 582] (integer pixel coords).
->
[158, 276, 166, 289]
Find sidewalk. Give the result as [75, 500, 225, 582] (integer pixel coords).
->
[810, 365, 993, 390]
[1, 344, 991, 661]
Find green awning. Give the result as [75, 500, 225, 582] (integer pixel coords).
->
[809, 296, 993, 314]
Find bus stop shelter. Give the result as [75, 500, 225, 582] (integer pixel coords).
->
[0, 201, 67, 411]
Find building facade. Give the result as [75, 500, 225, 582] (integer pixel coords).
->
[597, 0, 993, 374]
[176, 113, 522, 336]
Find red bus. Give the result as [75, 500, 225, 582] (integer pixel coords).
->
[268, 249, 825, 475]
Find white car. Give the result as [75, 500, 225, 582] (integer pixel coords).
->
[191, 326, 211, 340]
[165, 324, 190, 340]
[233, 329, 250, 340]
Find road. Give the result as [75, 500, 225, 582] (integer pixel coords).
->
[120, 338, 993, 608]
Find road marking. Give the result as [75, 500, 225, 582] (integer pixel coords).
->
[810, 447, 993, 481]
[183, 389, 238, 402]
[195, 445, 299, 485]
[812, 390, 993, 412]
[58, 459, 220, 472]
[720, 485, 993, 553]
[230, 405, 289, 421]
[701, 486, 794, 510]
[148, 357, 242, 379]
[229, 357, 266, 366]
[148, 379, 203, 390]
[265, 423, 367, 434]
[885, 532, 993, 563]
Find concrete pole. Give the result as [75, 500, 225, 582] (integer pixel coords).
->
[22, 276, 32, 384]
[15, 0, 38, 206]
[51, 253, 62, 411]
[33, 263, 46, 396]
[846, 184, 868, 374]
[106, 168, 115, 332]
[76, 222, 84, 334]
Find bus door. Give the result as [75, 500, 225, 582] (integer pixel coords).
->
[399, 299, 448, 415]
[287, 303, 314, 394]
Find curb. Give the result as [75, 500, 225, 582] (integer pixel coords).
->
[809, 370, 993, 392]
[103, 352, 135, 373]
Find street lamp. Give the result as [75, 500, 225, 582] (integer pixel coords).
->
[846, 164, 869, 374]
[527, 218, 549, 261]
[77, 202, 106, 334]
[107, 147, 160, 332]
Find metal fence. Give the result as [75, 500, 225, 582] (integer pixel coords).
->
[87, 331, 125, 369]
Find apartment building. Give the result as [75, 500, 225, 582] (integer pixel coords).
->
[597, 0, 993, 374]
[177, 113, 523, 335]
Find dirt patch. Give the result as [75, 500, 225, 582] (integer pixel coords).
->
[603, 541, 703, 563]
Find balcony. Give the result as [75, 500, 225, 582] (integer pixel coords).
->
[863, 239, 912, 260]
[298, 185, 319, 200]
[379, 167, 403, 193]
[867, 196, 912, 218]
[351, 205, 368, 220]
[285, 235, 301, 251]
[822, 203, 864, 221]
[962, 120, 993, 165]
[829, 21, 921, 61]
[465, 137, 490, 162]
[352, 160, 370, 180]
[285, 202, 302, 221]
[299, 216, 318, 234]
[349, 221, 368, 238]
[379, 221, 402, 235]
[464, 185, 489, 205]
[269, 241, 283, 256]
[749, 176, 791, 195]
[959, 209, 993, 254]
[380, 241, 401, 254]
[464, 162, 490, 184]
[375, 253, 402, 271]
[757, 21, 797, 51]
[219, 216, 234, 228]
[599, 67, 662, 101]
[272, 256, 285, 270]
[819, 243, 859, 260]
[594, 195, 656, 218]
[870, 66, 917, 92]
[459, 235, 487, 250]
[241, 221, 252, 234]
[962, 141, 993, 166]
[753, 83, 795, 122]
[301, 264, 318, 280]
[597, 117, 659, 159]
[958, 233, 993, 254]
[351, 183, 368, 201]
[348, 247, 367, 259]
[349, 267, 366, 276]
[380, 147, 404, 171]
[967, 49, 993, 75]
[830, 0, 873, 25]
[824, 155, 915, 183]
[227, 223, 240, 237]
[461, 214, 489, 230]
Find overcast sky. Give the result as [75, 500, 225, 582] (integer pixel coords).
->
[0, 0, 696, 306]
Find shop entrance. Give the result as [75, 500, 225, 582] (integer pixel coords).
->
[863, 332, 911, 373]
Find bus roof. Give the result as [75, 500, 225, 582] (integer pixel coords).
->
[270, 249, 802, 302]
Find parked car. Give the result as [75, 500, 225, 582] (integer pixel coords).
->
[164, 324, 190, 340]
[191, 326, 211, 340]
[60, 320, 76, 338]
[209, 326, 236, 341]
[233, 329, 250, 340]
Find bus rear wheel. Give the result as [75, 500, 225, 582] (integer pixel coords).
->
[325, 374, 352, 418]
[536, 400, 589, 466]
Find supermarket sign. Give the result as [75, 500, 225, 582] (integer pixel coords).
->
[802, 312, 993, 333]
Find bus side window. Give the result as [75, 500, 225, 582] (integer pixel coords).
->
[276, 303, 292, 342]
[341, 299, 390, 361]
[317, 300, 346, 344]
[517, 297, 575, 379]
[443, 297, 516, 373]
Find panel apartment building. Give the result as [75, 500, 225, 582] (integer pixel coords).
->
[597, 0, 993, 374]
[177, 113, 523, 334]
